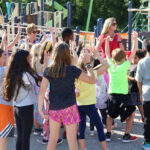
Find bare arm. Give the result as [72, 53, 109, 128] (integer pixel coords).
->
[118, 33, 125, 51]
[95, 36, 104, 51]
[91, 47, 109, 76]
[48, 27, 57, 47]
[7, 24, 22, 50]
[129, 31, 138, 63]
[78, 68, 95, 84]
[137, 82, 143, 102]
[38, 77, 49, 119]
[127, 75, 136, 82]
[40, 31, 47, 45]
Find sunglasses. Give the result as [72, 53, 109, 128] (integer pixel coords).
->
[32, 30, 40, 34]
[111, 23, 117, 26]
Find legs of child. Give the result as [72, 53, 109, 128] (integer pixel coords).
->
[0, 138, 7, 150]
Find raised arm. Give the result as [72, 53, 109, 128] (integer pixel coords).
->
[38, 77, 49, 119]
[118, 33, 125, 51]
[48, 26, 57, 47]
[129, 31, 138, 63]
[7, 24, 22, 50]
[0, 30, 7, 50]
[78, 53, 95, 84]
[96, 36, 104, 51]
[40, 32, 47, 45]
[91, 47, 109, 76]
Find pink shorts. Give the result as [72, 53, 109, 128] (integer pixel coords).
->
[49, 104, 80, 125]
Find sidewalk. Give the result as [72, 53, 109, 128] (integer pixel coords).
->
[7, 111, 144, 150]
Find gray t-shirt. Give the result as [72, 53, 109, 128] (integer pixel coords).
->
[136, 57, 150, 101]
[13, 72, 37, 107]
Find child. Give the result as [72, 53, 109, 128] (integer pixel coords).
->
[61, 28, 73, 45]
[76, 48, 109, 150]
[38, 42, 95, 150]
[105, 31, 138, 142]
[0, 49, 14, 150]
[128, 50, 146, 122]
[3, 50, 41, 150]
[136, 38, 150, 150]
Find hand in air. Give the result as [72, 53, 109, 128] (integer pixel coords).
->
[132, 31, 138, 40]
[80, 52, 91, 64]
[17, 24, 22, 34]
[105, 36, 111, 42]
[90, 47, 99, 57]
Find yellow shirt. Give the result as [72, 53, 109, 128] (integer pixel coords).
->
[76, 71, 97, 106]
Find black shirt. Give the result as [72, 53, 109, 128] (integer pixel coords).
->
[128, 65, 139, 93]
[43, 66, 82, 110]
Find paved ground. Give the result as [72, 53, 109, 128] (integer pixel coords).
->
[7, 111, 144, 150]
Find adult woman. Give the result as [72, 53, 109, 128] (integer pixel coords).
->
[0, 49, 13, 150]
[3, 50, 41, 150]
[38, 42, 95, 150]
[96, 17, 124, 58]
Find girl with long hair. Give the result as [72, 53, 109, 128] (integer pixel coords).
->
[76, 48, 109, 150]
[0, 49, 13, 150]
[38, 42, 95, 150]
[96, 17, 125, 58]
[3, 50, 41, 150]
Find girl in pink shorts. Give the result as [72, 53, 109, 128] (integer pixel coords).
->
[38, 42, 95, 150]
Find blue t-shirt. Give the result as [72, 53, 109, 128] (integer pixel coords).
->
[43, 66, 82, 110]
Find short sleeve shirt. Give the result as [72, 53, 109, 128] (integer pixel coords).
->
[43, 66, 82, 110]
[135, 57, 150, 101]
[98, 34, 120, 58]
[108, 59, 130, 94]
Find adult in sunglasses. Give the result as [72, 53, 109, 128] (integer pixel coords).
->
[96, 17, 125, 58]
[19, 24, 46, 50]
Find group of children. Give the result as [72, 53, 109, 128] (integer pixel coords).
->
[0, 17, 150, 150]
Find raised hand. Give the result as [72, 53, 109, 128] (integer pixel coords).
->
[132, 31, 138, 40]
[80, 52, 91, 64]
[117, 32, 121, 42]
[90, 47, 99, 57]
[47, 26, 53, 33]
[17, 24, 22, 34]
[105, 36, 111, 42]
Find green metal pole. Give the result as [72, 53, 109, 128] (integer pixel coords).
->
[84, 0, 94, 47]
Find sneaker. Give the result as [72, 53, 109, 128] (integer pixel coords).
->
[42, 139, 48, 145]
[33, 128, 42, 136]
[112, 122, 118, 129]
[89, 130, 95, 136]
[122, 134, 137, 143]
[143, 142, 150, 150]
[57, 138, 63, 145]
[106, 132, 111, 142]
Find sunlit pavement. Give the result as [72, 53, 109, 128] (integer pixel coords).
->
[7, 110, 144, 150]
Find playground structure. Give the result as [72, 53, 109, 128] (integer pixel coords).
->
[0, 0, 73, 45]
[0, 0, 150, 49]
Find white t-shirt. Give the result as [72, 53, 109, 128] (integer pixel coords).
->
[13, 72, 37, 107]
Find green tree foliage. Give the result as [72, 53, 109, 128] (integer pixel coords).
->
[0, 0, 142, 31]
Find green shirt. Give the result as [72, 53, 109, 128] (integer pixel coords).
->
[108, 59, 130, 94]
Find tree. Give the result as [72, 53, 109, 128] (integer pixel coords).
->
[0, 0, 142, 31]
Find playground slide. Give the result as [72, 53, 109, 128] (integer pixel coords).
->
[46, 0, 67, 26]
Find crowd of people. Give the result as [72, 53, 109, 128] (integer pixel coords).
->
[0, 17, 150, 150]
